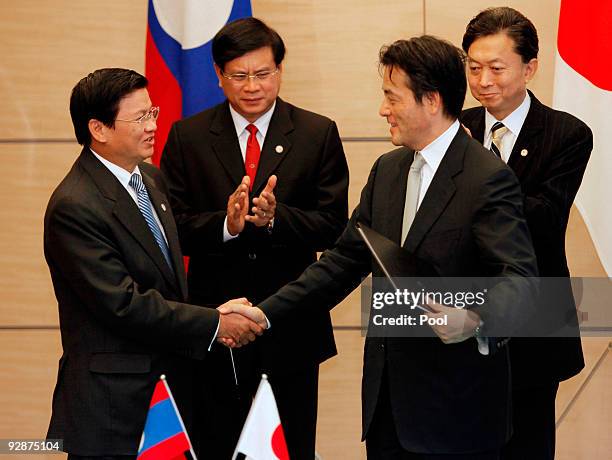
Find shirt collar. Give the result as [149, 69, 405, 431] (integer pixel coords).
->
[485, 91, 531, 137]
[229, 100, 277, 139]
[90, 148, 141, 189]
[419, 120, 460, 171]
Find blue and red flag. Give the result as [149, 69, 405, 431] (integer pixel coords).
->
[137, 375, 195, 460]
[146, 0, 252, 165]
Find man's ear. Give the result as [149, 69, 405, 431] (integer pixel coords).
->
[214, 64, 223, 88]
[88, 119, 107, 144]
[524, 58, 538, 84]
[424, 91, 443, 115]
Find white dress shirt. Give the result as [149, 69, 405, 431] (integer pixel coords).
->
[223, 102, 276, 242]
[484, 91, 531, 163]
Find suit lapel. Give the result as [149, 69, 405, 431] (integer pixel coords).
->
[403, 130, 465, 252]
[252, 98, 293, 194]
[79, 150, 179, 293]
[210, 102, 246, 186]
[142, 173, 184, 296]
[507, 91, 544, 178]
[469, 108, 486, 144]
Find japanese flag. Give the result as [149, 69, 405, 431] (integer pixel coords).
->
[553, 0, 612, 275]
[233, 375, 290, 460]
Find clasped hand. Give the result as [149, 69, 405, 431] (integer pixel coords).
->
[227, 175, 277, 235]
[216, 297, 268, 348]
[424, 298, 481, 344]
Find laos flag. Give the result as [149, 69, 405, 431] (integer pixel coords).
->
[137, 375, 196, 460]
[146, 0, 252, 165]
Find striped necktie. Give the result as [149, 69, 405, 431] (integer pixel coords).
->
[490, 121, 508, 158]
[129, 173, 174, 272]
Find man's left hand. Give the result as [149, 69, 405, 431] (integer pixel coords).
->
[425, 299, 481, 344]
[246, 175, 277, 227]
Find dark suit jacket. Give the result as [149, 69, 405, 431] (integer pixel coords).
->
[160, 97, 349, 369]
[461, 91, 592, 384]
[259, 127, 538, 454]
[44, 149, 219, 455]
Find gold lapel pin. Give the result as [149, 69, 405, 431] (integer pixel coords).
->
[275, 145, 284, 154]
[520, 149, 528, 157]
[161, 203, 167, 211]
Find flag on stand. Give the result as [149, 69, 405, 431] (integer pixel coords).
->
[233, 375, 290, 460]
[553, 0, 612, 275]
[137, 375, 196, 460]
[145, 0, 252, 165]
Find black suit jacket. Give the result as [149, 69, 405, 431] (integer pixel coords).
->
[160, 98, 349, 368]
[461, 91, 592, 383]
[259, 127, 538, 454]
[44, 149, 219, 455]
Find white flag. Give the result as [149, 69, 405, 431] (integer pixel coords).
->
[553, 0, 612, 275]
[233, 375, 290, 460]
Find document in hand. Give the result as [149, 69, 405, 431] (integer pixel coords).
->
[356, 222, 437, 313]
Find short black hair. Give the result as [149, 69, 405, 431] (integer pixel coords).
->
[212, 17, 285, 71]
[379, 35, 466, 119]
[70, 68, 148, 147]
[462, 7, 539, 63]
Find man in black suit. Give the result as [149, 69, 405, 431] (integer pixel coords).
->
[160, 18, 349, 460]
[234, 36, 538, 458]
[459, 7, 593, 459]
[44, 68, 262, 459]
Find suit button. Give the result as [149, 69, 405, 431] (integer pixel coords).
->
[248, 253, 257, 260]
[381, 343, 385, 350]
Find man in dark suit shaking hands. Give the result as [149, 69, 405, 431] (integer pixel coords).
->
[160, 17, 349, 460]
[460, 8, 593, 459]
[44, 68, 263, 459]
[236, 36, 538, 458]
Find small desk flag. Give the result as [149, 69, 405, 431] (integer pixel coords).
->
[233, 374, 289, 460]
[138, 375, 196, 460]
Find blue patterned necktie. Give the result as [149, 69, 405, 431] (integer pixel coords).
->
[129, 173, 174, 272]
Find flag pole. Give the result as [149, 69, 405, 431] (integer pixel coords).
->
[160, 374, 198, 460]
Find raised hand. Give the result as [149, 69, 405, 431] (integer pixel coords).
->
[245, 175, 277, 227]
[227, 176, 250, 236]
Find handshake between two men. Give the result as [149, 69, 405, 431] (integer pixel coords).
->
[216, 173, 278, 348]
[216, 299, 268, 348]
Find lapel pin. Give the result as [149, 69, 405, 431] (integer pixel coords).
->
[520, 149, 528, 157]
[161, 203, 167, 211]
[275, 145, 284, 154]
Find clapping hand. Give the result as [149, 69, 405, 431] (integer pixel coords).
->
[245, 175, 277, 227]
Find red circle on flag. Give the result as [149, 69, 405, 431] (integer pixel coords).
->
[557, 0, 612, 91]
[271, 424, 289, 460]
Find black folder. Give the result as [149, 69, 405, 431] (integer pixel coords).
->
[356, 222, 437, 313]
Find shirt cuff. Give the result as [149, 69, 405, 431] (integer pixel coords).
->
[208, 318, 220, 351]
[476, 337, 489, 355]
[223, 216, 239, 242]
